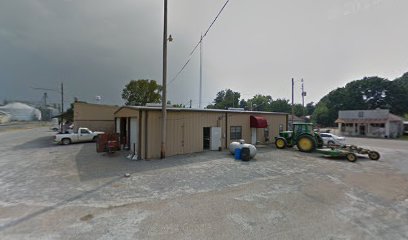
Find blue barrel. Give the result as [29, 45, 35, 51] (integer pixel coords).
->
[234, 148, 241, 160]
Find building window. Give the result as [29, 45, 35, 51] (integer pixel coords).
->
[370, 123, 385, 128]
[358, 111, 364, 118]
[230, 126, 242, 140]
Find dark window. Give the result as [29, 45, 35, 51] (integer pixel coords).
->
[370, 123, 385, 128]
[358, 111, 364, 118]
[230, 126, 242, 140]
[80, 129, 90, 134]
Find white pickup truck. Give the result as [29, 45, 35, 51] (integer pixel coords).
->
[54, 127, 104, 145]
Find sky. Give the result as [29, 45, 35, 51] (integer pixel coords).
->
[0, 0, 407, 109]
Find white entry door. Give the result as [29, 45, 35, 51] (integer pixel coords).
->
[129, 118, 138, 153]
[251, 128, 256, 145]
[210, 127, 221, 150]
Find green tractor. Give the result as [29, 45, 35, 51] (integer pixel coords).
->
[275, 122, 323, 152]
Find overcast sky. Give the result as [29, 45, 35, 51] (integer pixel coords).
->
[1, 0, 407, 109]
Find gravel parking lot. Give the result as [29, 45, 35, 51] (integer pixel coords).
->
[0, 126, 408, 239]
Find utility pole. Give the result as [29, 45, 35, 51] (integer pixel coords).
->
[31, 84, 64, 127]
[199, 34, 203, 109]
[43, 92, 48, 108]
[160, 0, 168, 159]
[291, 78, 294, 128]
[60, 82, 64, 130]
[301, 78, 306, 117]
[189, 99, 192, 108]
[61, 83, 64, 114]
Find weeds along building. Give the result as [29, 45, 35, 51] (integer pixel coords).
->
[114, 106, 288, 159]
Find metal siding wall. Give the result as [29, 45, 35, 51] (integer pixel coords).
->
[147, 111, 162, 159]
[119, 109, 287, 159]
[74, 120, 115, 133]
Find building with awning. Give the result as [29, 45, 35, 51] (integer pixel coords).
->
[114, 107, 288, 159]
[335, 109, 403, 138]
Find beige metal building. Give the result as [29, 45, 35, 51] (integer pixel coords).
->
[74, 102, 119, 133]
[114, 106, 288, 159]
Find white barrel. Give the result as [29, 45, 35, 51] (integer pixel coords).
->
[229, 141, 241, 154]
[241, 144, 257, 158]
[229, 140, 257, 158]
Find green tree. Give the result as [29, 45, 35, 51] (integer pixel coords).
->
[207, 89, 241, 109]
[293, 104, 305, 117]
[247, 95, 273, 111]
[121, 79, 162, 106]
[305, 102, 315, 115]
[172, 103, 185, 108]
[312, 102, 330, 126]
[239, 99, 248, 109]
[315, 74, 408, 126]
[394, 72, 408, 90]
[270, 98, 291, 113]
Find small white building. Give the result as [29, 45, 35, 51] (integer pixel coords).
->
[335, 109, 403, 138]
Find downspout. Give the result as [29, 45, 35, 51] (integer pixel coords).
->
[127, 117, 130, 149]
[225, 112, 228, 149]
[138, 110, 142, 160]
[114, 117, 117, 133]
[144, 110, 148, 159]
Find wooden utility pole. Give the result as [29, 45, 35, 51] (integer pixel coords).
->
[301, 78, 306, 117]
[199, 34, 203, 109]
[291, 78, 294, 128]
[161, 0, 168, 159]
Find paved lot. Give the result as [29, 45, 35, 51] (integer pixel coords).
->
[0, 127, 408, 239]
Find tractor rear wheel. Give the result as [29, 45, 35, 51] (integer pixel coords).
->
[368, 151, 380, 160]
[297, 135, 316, 152]
[275, 138, 287, 149]
[346, 153, 357, 162]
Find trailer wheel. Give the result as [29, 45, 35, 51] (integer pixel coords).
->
[346, 153, 357, 162]
[368, 151, 380, 160]
[61, 138, 71, 145]
[275, 138, 287, 149]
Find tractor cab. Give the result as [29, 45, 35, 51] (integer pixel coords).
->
[275, 122, 323, 152]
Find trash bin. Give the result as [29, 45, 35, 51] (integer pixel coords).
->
[234, 148, 241, 160]
[241, 147, 250, 161]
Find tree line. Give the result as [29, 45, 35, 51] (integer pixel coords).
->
[205, 89, 314, 117]
[121, 72, 408, 127]
[313, 73, 408, 126]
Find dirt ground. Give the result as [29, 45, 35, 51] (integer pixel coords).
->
[0, 127, 407, 239]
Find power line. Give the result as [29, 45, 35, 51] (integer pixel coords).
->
[169, 0, 231, 85]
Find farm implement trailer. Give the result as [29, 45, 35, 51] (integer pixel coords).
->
[316, 144, 380, 162]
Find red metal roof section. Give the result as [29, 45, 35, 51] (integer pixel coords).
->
[250, 115, 268, 128]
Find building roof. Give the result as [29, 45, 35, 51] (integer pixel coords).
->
[288, 114, 304, 122]
[114, 106, 288, 115]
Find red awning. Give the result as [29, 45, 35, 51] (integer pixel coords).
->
[250, 115, 268, 128]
